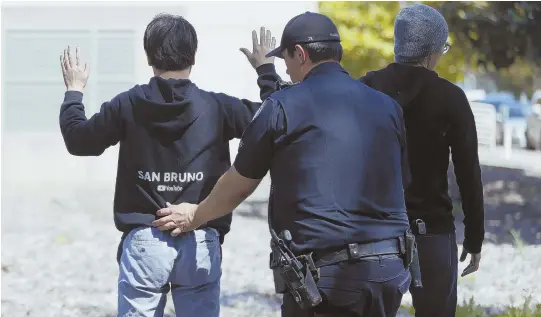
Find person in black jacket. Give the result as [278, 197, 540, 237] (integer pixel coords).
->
[359, 4, 485, 317]
[59, 13, 279, 317]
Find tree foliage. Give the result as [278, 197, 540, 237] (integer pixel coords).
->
[319, 1, 477, 83]
[318, 1, 398, 79]
[438, 1, 541, 94]
[439, 1, 541, 70]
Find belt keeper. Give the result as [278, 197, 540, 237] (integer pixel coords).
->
[347, 243, 361, 260]
[413, 219, 427, 235]
[399, 236, 406, 255]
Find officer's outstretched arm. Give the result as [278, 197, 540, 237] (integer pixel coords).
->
[152, 167, 262, 235]
[192, 167, 263, 225]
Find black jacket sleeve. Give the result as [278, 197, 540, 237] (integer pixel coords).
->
[447, 88, 485, 254]
[214, 63, 281, 140]
[234, 98, 285, 179]
[59, 91, 124, 156]
[395, 102, 411, 189]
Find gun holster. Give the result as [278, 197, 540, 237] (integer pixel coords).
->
[269, 234, 322, 310]
[270, 242, 288, 293]
[404, 229, 423, 288]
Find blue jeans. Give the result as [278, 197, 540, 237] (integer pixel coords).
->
[117, 226, 222, 317]
[282, 255, 411, 317]
[410, 232, 458, 317]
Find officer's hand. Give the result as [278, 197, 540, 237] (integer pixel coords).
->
[152, 202, 199, 236]
[240, 26, 277, 70]
[60, 46, 90, 92]
[459, 247, 481, 277]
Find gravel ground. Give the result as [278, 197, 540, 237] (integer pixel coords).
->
[2, 172, 541, 316]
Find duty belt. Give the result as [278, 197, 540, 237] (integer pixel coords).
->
[311, 237, 404, 268]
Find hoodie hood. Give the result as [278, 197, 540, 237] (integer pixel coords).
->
[130, 77, 203, 140]
[363, 63, 439, 109]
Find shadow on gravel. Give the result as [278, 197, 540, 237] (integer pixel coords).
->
[236, 202, 268, 220]
[220, 291, 281, 309]
[238, 163, 541, 247]
[99, 312, 176, 317]
[450, 164, 541, 246]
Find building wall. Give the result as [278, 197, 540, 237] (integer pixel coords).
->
[1, 2, 317, 200]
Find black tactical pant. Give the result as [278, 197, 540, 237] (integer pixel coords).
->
[281, 255, 410, 317]
[410, 232, 458, 317]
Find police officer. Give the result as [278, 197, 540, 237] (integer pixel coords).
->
[152, 12, 414, 317]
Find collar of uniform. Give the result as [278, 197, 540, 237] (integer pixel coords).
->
[303, 61, 349, 80]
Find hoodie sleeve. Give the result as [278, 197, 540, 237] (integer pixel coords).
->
[59, 91, 124, 156]
[215, 63, 281, 140]
[447, 87, 485, 254]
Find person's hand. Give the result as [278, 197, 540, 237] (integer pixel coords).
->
[240, 26, 277, 70]
[152, 202, 200, 236]
[60, 46, 90, 92]
[460, 247, 481, 277]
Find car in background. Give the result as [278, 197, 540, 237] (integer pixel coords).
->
[464, 89, 487, 102]
[526, 101, 541, 150]
[530, 89, 541, 105]
[474, 95, 530, 147]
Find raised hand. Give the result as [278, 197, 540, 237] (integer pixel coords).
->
[60, 46, 90, 92]
[240, 26, 277, 70]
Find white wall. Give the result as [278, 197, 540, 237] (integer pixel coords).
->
[1, 2, 317, 194]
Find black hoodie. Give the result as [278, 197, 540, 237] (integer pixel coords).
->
[360, 63, 485, 253]
[59, 64, 279, 243]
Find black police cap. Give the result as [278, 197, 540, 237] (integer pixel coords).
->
[265, 11, 341, 59]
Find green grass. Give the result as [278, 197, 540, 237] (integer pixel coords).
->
[496, 296, 541, 317]
[510, 229, 526, 253]
[401, 296, 541, 317]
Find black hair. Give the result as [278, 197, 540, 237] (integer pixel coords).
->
[143, 13, 198, 71]
[286, 41, 343, 63]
